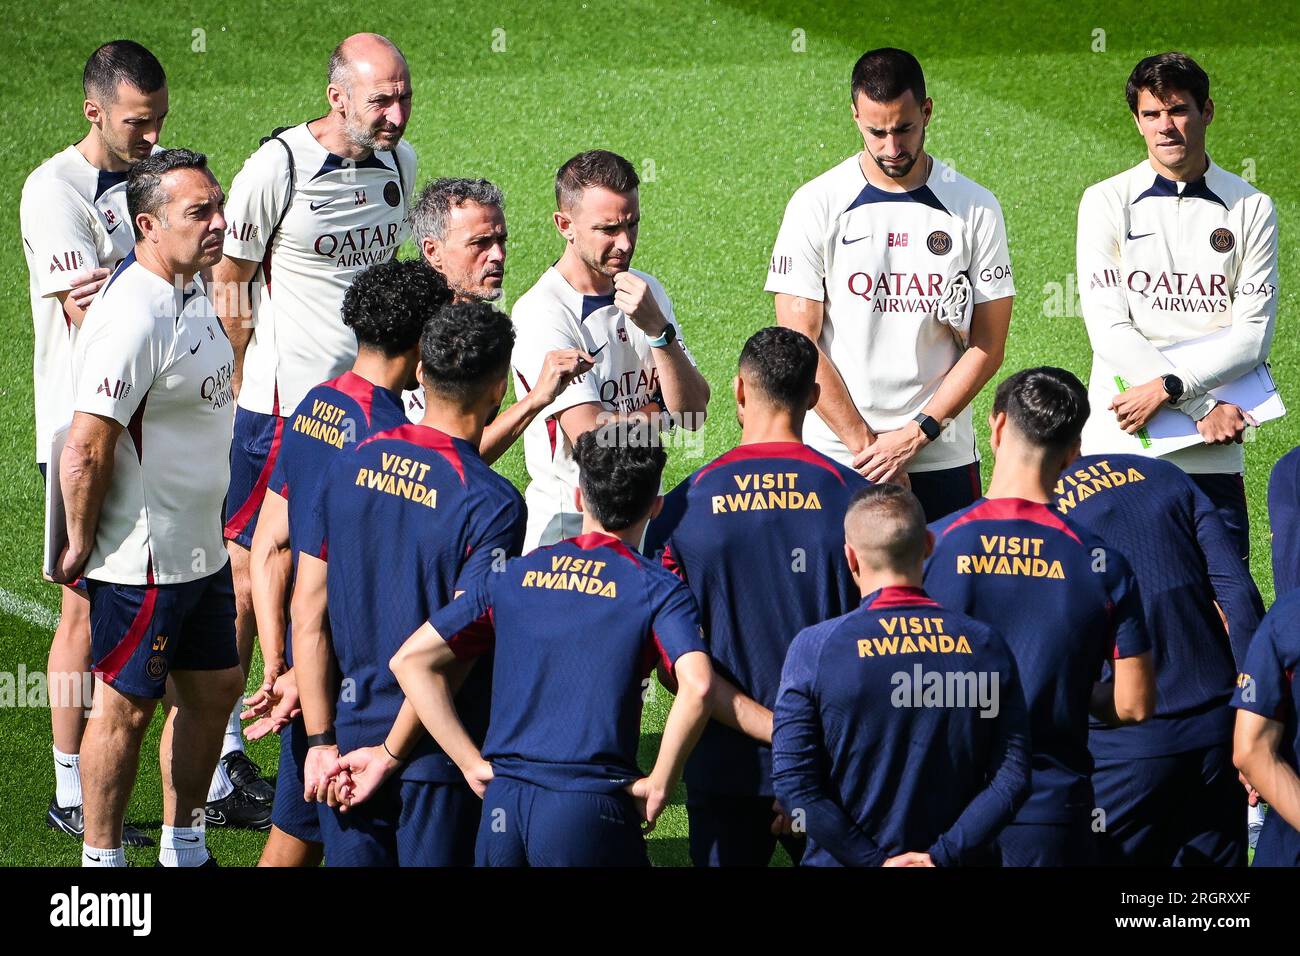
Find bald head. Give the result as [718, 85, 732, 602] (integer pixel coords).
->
[329, 33, 407, 91]
[325, 33, 412, 152]
[844, 484, 929, 574]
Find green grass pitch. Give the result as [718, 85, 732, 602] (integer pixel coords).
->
[0, 0, 1296, 866]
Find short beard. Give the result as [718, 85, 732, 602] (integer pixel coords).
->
[343, 114, 400, 153]
[873, 151, 918, 179]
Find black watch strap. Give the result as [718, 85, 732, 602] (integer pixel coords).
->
[914, 413, 942, 442]
[305, 730, 336, 748]
[1162, 374, 1185, 404]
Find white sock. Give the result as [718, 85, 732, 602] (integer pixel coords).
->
[82, 844, 126, 867]
[222, 700, 244, 757]
[207, 759, 234, 802]
[1249, 803, 1266, 827]
[53, 747, 82, 808]
[158, 825, 209, 867]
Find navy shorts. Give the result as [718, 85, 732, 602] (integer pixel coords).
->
[476, 777, 649, 867]
[686, 790, 806, 867]
[909, 461, 982, 523]
[223, 406, 285, 549]
[1189, 473, 1250, 561]
[87, 563, 238, 699]
[1093, 742, 1246, 867]
[991, 819, 1099, 866]
[271, 717, 322, 843]
[320, 777, 479, 867]
[1254, 809, 1300, 866]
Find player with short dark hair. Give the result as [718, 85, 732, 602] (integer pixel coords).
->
[1078, 51, 1278, 564]
[291, 300, 526, 866]
[766, 47, 1015, 520]
[925, 367, 1156, 865]
[1268, 447, 1300, 599]
[58, 149, 240, 867]
[1233, 591, 1300, 866]
[391, 426, 715, 866]
[243, 258, 452, 864]
[772, 483, 1031, 866]
[1053, 453, 1263, 865]
[643, 326, 868, 866]
[511, 148, 710, 551]
[21, 39, 167, 847]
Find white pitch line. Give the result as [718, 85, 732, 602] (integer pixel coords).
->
[0, 587, 59, 631]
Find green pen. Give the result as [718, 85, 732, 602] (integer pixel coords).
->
[1114, 375, 1152, 449]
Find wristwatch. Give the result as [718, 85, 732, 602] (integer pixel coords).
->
[1162, 374, 1185, 404]
[914, 412, 942, 442]
[646, 323, 677, 348]
[305, 730, 336, 748]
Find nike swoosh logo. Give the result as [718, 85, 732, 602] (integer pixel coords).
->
[176, 836, 199, 843]
[105, 222, 122, 235]
[841, 234, 871, 245]
[309, 199, 334, 211]
[54, 758, 76, 768]
[1126, 230, 1155, 241]
[189, 341, 202, 355]
[84, 853, 100, 862]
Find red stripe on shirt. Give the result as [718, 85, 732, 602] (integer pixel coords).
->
[329, 370, 377, 428]
[360, 423, 466, 484]
[693, 441, 847, 485]
[941, 497, 1082, 545]
[866, 585, 941, 609]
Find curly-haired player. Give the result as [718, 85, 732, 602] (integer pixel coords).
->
[291, 300, 527, 866]
[242, 258, 451, 862]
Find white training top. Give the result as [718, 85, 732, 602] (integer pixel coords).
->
[511, 265, 695, 551]
[72, 252, 235, 585]
[21, 146, 138, 463]
[765, 153, 1015, 471]
[1077, 158, 1279, 474]
[221, 122, 417, 417]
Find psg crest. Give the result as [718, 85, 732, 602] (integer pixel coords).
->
[384, 181, 401, 206]
[927, 230, 952, 255]
[1209, 227, 1234, 253]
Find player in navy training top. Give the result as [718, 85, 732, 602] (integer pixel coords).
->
[1268, 446, 1300, 599]
[1233, 591, 1300, 866]
[925, 368, 1155, 866]
[392, 426, 715, 866]
[1052, 453, 1263, 866]
[643, 327, 867, 866]
[241, 260, 449, 864]
[773, 484, 1031, 867]
[291, 301, 526, 866]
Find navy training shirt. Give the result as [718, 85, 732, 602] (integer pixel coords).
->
[1231, 591, 1300, 863]
[1269, 446, 1300, 599]
[429, 532, 707, 794]
[1053, 454, 1263, 758]
[302, 423, 526, 783]
[924, 497, 1151, 824]
[643, 440, 867, 796]
[772, 585, 1030, 867]
[268, 371, 408, 666]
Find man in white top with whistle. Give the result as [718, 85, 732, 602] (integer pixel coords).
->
[1077, 51, 1279, 561]
[765, 48, 1015, 521]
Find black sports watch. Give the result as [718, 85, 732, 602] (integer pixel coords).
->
[1162, 374, 1185, 404]
[305, 730, 337, 748]
[914, 412, 942, 442]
